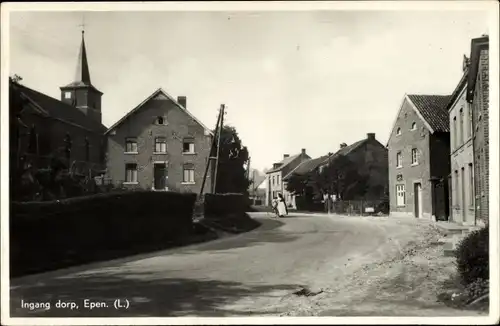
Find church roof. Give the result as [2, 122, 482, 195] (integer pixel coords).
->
[11, 81, 107, 134]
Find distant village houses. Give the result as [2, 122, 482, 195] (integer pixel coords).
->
[265, 149, 311, 206]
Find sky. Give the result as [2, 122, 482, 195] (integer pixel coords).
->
[8, 8, 491, 171]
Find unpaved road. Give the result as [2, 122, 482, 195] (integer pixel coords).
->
[9, 213, 480, 317]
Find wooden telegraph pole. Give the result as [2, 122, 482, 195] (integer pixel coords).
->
[212, 104, 225, 193]
[199, 104, 225, 197]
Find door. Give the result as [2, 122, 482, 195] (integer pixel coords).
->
[461, 168, 466, 224]
[154, 163, 167, 190]
[414, 183, 422, 218]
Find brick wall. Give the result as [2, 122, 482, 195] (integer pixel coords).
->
[106, 94, 213, 194]
[388, 97, 432, 218]
[472, 48, 489, 223]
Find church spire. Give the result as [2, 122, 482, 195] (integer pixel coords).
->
[75, 30, 91, 85]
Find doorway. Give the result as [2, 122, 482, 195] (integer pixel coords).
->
[153, 163, 167, 190]
[414, 182, 422, 218]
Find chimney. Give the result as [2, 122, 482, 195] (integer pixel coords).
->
[283, 154, 290, 159]
[340, 143, 347, 149]
[177, 96, 187, 108]
[367, 133, 375, 140]
[301, 148, 306, 155]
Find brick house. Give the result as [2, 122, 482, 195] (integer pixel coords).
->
[387, 94, 451, 220]
[105, 89, 214, 193]
[10, 31, 107, 176]
[265, 149, 311, 206]
[318, 133, 389, 201]
[467, 36, 489, 224]
[447, 57, 475, 225]
[282, 155, 329, 208]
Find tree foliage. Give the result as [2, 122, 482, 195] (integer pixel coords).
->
[213, 125, 251, 194]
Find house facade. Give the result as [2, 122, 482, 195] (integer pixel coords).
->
[448, 61, 475, 225]
[319, 133, 389, 201]
[265, 149, 311, 206]
[10, 31, 107, 178]
[467, 35, 489, 224]
[388, 94, 451, 220]
[282, 155, 329, 209]
[105, 89, 214, 194]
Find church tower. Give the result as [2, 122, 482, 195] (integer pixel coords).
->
[60, 30, 103, 124]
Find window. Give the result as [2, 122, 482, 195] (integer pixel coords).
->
[411, 148, 418, 165]
[468, 105, 473, 140]
[156, 116, 166, 125]
[396, 127, 401, 135]
[411, 122, 417, 130]
[454, 170, 459, 207]
[459, 108, 464, 145]
[183, 138, 195, 153]
[272, 176, 275, 186]
[154, 137, 167, 153]
[453, 117, 457, 149]
[183, 163, 195, 183]
[277, 175, 280, 185]
[64, 91, 72, 99]
[396, 151, 402, 168]
[125, 164, 138, 183]
[125, 138, 138, 153]
[469, 163, 474, 206]
[396, 184, 406, 207]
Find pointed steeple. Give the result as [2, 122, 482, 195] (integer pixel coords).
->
[75, 31, 91, 85]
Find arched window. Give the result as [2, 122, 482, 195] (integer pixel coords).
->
[396, 127, 401, 135]
[411, 122, 417, 130]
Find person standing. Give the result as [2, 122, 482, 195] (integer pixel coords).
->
[276, 193, 288, 217]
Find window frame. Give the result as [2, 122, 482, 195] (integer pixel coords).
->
[182, 138, 195, 154]
[396, 184, 406, 207]
[411, 148, 418, 165]
[182, 163, 195, 184]
[64, 91, 72, 99]
[396, 151, 403, 168]
[154, 137, 167, 153]
[125, 163, 138, 184]
[125, 138, 138, 154]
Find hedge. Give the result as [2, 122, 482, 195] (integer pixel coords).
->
[204, 193, 249, 217]
[455, 226, 489, 286]
[10, 190, 197, 276]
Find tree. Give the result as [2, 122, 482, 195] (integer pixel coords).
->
[316, 155, 369, 200]
[213, 125, 251, 194]
[285, 173, 309, 196]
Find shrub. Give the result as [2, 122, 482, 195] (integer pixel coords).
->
[455, 226, 489, 286]
[204, 193, 248, 217]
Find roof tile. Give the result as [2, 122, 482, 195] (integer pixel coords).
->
[407, 94, 451, 133]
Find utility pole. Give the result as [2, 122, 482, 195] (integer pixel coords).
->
[199, 104, 224, 197]
[212, 104, 225, 193]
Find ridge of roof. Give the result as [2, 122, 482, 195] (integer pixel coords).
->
[266, 153, 302, 173]
[105, 88, 213, 136]
[283, 155, 329, 180]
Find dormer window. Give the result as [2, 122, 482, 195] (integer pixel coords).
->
[396, 127, 402, 135]
[64, 91, 72, 99]
[156, 116, 166, 125]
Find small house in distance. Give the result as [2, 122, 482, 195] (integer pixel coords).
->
[105, 89, 214, 194]
[265, 149, 311, 206]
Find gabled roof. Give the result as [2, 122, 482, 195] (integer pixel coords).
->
[11, 81, 107, 134]
[446, 68, 468, 112]
[283, 155, 329, 181]
[407, 94, 451, 133]
[105, 88, 213, 136]
[266, 153, 302, 174]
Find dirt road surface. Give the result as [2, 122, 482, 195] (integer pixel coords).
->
[9, 213, 484, 317]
